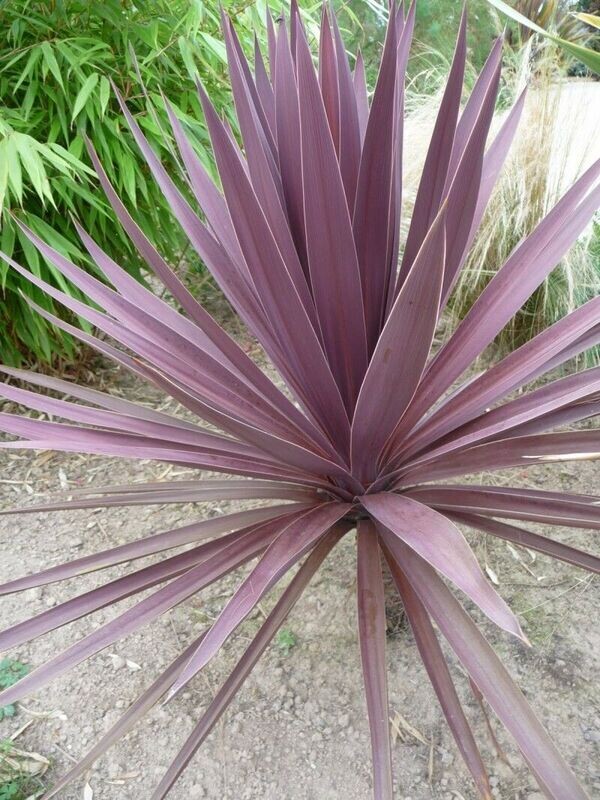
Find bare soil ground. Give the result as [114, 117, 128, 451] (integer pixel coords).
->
[0, 362, 599, 800]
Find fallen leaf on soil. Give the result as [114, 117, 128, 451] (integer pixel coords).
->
[389, 710, 428, 746]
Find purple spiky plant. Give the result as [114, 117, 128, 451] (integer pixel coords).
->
[0, 2, 599, 798]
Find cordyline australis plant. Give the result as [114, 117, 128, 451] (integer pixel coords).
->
[0, 1, 599, 798]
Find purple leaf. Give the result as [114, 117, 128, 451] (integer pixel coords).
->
[384, 538, 589, 799]
[353, 50, 369, 143]
[352, 13, 397, 348]
[275, 20, 310, 279]
[448, 512, 600, 574]
[319, 6, 340, 152]
[150, 523, 348, 799]
[0, 505, 306, 595]
[330, 9, 362, 206]
[439, 53, 501, 304]
[351, 211, 446, 480]
[407, 484, 600, 529]
[446, 37, 503, 184]
[383, 548, 492, 800]
[0, 516, 288, 708]
[362, 493, 526, 640]
[401, 365, 600, 468]
[356, 520, 393, 800]
[166, 502, 351, 698]
[401, 430, 600, 484]
[398, 9, 466, 285]
[254, 36, 276, 135]
[394, 294, 600, 464]
[1, 478, 316, 515]
[43, 633, 208, 799]
[406, 158, 600, 428]
[296, 23, 368, 408]
[222, 17, 317, 324]
[196, 81, 352, 446]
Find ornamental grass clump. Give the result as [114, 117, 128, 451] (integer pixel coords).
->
[0, 3, 599, 798]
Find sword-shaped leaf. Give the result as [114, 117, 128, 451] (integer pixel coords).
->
[384, 538, 589, 799]
[296, 23, 368, 408]
[363, 493, 526, 640]
[150, 524, 347, 799]
[383, 549, 492, 800]
[406, 159, 600, 426]
[0, 506, 305, 595]
[397, 9, 466, 286]
[166, 502, 350, 698]
[351, 211, 446, 479]
[407, 484, 600, 529]
[0, 517, 288, 708]
[357, 520, 393, 800]
[402, 431, 600, 484]
[448, 512, 600, 574]
[352, 14, 397, 347]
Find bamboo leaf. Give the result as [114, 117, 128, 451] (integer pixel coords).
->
[178, 36, 198, 81]
[40, 42, 65, 91]
[199, 32, 227, 63]
[99, 75, 110, 116]
[14, 134, 51, 203]
[12, 47, 41, 93]
[5, 136, 23, 204]
[71, 73, 99, 122]
[47, 142, 95, 175]
[0, 140, 9, 214]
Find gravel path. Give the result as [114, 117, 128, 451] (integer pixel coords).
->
[0, 366, 599, 800]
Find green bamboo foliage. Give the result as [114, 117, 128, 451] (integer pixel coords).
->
[0, 0, 326, 365]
